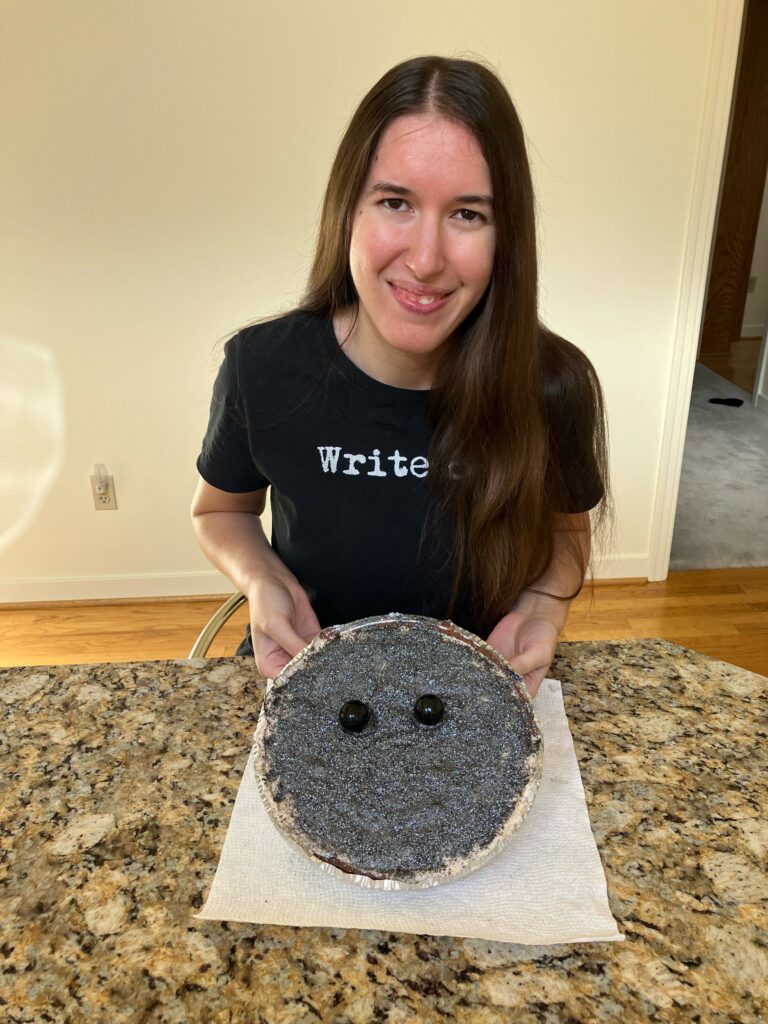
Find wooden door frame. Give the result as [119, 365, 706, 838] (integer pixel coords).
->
[649, 0, 746, 582]
[754, 318, 768, 409]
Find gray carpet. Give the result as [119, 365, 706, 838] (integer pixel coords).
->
[669, 363, 768, 570]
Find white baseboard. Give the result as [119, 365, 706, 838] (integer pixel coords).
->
[756, 392, 768, 414]
[0, 557, 652, 605]
[0, 572, 236, 604]
[741, 324, 765, 338]
[591, 555, 650, 580]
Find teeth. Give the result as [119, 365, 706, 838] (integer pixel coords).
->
[392, 284, 447, 305]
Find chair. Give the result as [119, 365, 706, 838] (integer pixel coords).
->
[188, 592, 247, 657]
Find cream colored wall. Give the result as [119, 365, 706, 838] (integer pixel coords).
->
[0, 0, 720, 601]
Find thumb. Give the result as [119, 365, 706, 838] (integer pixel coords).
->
[507, 641, 552, 678]
[260, 616, 309, 660]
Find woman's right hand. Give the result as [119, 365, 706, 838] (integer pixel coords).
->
[190, 479, 322, 678]
[247, 575, 321, 679]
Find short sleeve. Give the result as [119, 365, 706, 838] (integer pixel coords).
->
[549, 415, 605, 514]
[541, 332, 606, 514]
[196, 335, 270, 493]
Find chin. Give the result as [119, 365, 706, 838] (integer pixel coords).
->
[392, 339, 447, 360]
[387, 322, 450, 352]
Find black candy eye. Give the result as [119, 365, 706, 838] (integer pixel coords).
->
[339, 700, 370, 733]
[414, 694, 444, 726]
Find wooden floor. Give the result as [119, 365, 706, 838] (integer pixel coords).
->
[699, 336, 762, 393]
[1, 568, 766, 678]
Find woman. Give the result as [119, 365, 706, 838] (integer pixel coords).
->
[191, 55, 609, 695]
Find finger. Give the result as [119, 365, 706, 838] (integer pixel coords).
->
[508, 642, 553, 678]
[252, 638, 293, 679]
[297, 609, 322, 643]
[259, 615, 309, 659]
[523, 666, 548, 699]
[293, 593, 322, 640]
[485, 615, 523, 653]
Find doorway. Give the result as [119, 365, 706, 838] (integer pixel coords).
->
[669, 0, 768, 572]
[697, 0, 768, 404]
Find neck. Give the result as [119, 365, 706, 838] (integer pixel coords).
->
[333, 308, 441, 390]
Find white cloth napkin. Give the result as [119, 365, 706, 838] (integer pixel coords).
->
[198, 678, 623, 944]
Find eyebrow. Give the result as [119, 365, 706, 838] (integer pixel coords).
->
[369, 181, 494, 208]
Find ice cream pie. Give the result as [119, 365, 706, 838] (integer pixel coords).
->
[253, 613, 543, 888]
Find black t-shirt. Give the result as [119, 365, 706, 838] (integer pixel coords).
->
[197, 311, 471, 629]
[196, 310, 603, 636]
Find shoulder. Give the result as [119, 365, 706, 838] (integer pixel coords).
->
[539, 327, 599, 392]
[217, 309, 334, 418]
[538, 327, 603, 432]
[538, 327, 608, 511]
[227, 309, 330, 366]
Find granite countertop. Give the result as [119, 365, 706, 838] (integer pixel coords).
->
[1, 640, 766, 1023]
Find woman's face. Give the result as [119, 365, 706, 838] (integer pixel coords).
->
[347, 113, 496, 387]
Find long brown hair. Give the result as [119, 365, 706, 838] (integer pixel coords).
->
[300, 55, 610, 633]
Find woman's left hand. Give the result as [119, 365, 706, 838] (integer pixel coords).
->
[486, 513, 588, 695]
[486, 607, 561, 698]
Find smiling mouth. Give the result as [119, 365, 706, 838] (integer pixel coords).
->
[388, 282, 453, 312]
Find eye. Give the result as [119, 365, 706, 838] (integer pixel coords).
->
[339, 700, 371, 733]
[454, 208, 486, 224]
[380, 197, 411, 213]
[414, 694, 444, 726]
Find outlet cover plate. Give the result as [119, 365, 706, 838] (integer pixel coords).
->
[90, 475, 118, 510]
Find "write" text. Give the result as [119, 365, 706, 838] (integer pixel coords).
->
[317, 446, 429, 478]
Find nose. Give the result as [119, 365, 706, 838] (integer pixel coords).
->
[405, 216, 446, 281]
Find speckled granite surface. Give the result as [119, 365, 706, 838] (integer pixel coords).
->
[1, 640, 766, 1023]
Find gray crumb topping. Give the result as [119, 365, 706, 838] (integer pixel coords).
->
[259, 617, 540, 879]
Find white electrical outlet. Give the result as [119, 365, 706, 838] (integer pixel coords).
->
[90, 471, 118, 510]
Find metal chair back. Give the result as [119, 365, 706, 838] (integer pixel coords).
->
[188, 592, 247, 657]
